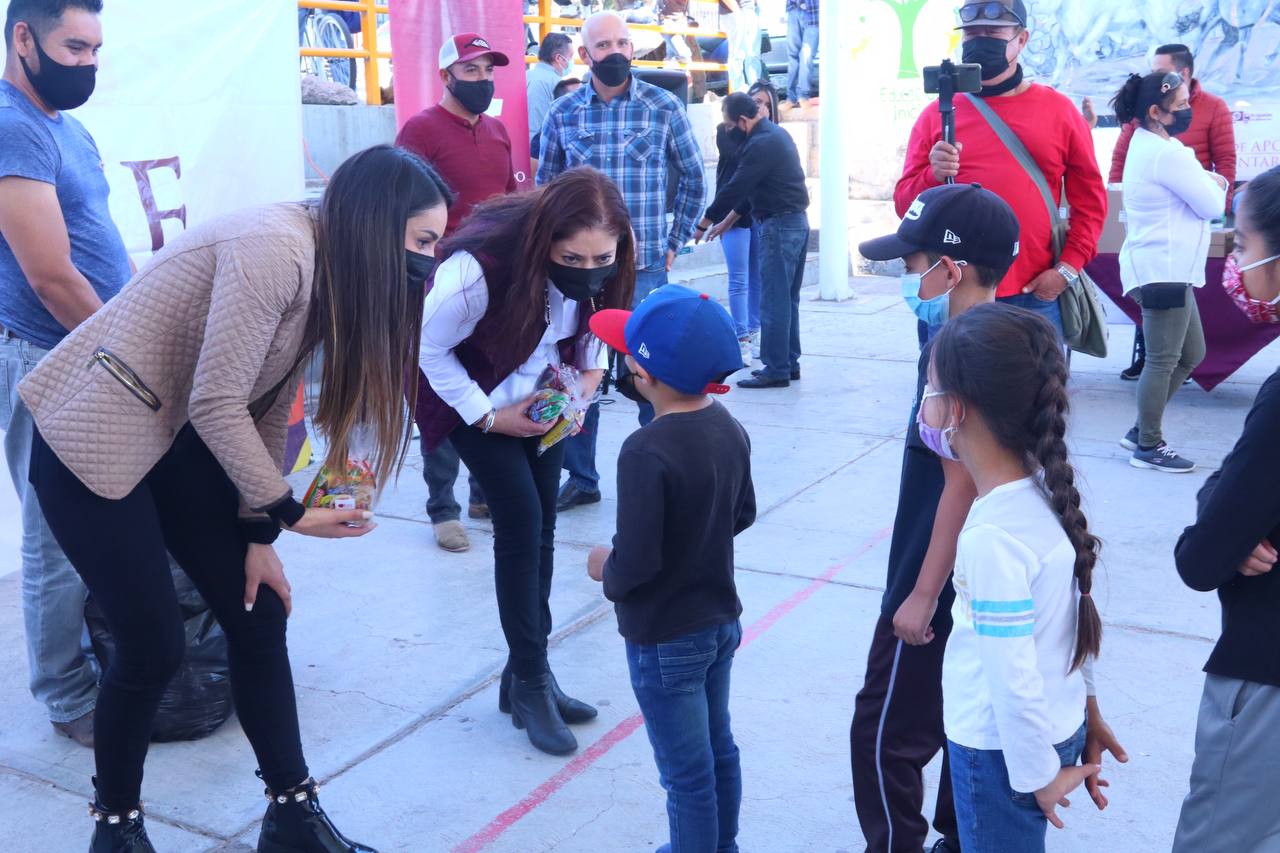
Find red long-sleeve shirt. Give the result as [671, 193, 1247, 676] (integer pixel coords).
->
[1109, 80, 1236, 213]
[895, 84, 1107, 298]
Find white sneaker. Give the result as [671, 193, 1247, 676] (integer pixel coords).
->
[738, 337, 753, 367]
[749, 331, 761, 360]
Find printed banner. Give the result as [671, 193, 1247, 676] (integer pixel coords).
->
[847, 0, 1280, 187]
[389, 0, 533, 188]
[1, 1, 310, 470]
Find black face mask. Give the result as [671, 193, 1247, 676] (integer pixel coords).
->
[589, 52, 632, 88]
[406, 250, 438, 287]
[962, 36, 1013, 81]
[548, 260, 616, 302]
[1166, 107, 1194, 137]
[19, 33, 97, 111]
[447, 74, 495, 116]
[612, 358, 646, 404]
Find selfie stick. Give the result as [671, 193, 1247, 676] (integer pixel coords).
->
[938, 59, 957, 186]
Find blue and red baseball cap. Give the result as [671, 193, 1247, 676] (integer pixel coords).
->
[590, 285, 742, 395]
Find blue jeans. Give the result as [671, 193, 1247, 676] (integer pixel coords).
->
[998, 292, 1064, 338]
[419, 436, 484, 524]
[722, 225, 762, 339]
[628, 621, 743, 853]
[785, 8, 819, 102]
[725, 8, 762, 93]
[562, 266, 665, 492]
[0, 334, 98, 723]
[758, 213, 809, 380]
[948, 722, 1086, 853]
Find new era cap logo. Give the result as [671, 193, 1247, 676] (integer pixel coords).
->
[638, 343, 651, 358]
[468, 37, 491, 49]
[943, 229, 961, 245]
[905, 199, 925, 221]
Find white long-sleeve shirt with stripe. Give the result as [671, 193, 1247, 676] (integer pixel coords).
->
[942, 477, 1091, 794]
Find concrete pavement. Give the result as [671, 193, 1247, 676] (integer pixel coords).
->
[1, 275, 1272, 852]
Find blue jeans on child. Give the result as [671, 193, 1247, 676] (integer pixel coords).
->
[948, 721, 1086, 853]
[628, 620, 744, 853]
[561, 265, 664, 493]
[722, 224, 762, 339]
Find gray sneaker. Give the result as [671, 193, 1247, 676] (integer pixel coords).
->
[1130, 442, 1195, 473]
[1120, 427, 1139, 451]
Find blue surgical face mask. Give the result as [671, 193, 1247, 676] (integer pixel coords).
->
[901, 260, 964, 328]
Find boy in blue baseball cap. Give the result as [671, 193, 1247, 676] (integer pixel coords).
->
[586, 285, 757, 852]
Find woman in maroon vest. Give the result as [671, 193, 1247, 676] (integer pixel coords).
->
[415, 167, 635, 755]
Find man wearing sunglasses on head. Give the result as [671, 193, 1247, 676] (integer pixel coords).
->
[895, 0, 1107, 339]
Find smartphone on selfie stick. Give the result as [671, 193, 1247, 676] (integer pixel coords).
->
[923, 60, 983, 185]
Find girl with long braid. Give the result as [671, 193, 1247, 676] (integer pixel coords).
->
[918, 302, 1106, 852]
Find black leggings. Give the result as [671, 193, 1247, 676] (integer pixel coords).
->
[449, 426, 566, 679]
[30, 426, 308, 810]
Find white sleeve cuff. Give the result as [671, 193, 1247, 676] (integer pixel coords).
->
[454, 386, 496, 428]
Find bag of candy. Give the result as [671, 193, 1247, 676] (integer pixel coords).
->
[527, 364, 600, 456]
[301, 424, 378, 518]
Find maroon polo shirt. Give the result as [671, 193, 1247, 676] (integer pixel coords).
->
[395, 104, 517, 235]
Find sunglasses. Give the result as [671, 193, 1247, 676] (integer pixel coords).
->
[959, 2, 1025, 26]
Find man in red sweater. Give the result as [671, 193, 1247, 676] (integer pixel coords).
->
[895, 0, 1106, 335]
[396, 32, 518, 554]
[1109, 44, 1236, 214]
[1107, 43, 1235, 381]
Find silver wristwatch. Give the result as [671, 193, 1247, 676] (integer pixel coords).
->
[1056, 264, 1080, 286]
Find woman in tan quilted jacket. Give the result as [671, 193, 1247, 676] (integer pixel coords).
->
[17, 145, 451, 853]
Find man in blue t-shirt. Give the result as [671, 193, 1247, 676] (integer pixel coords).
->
[0, 0, 131, 747]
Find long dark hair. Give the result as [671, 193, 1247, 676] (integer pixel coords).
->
[439, 167, 636, 348]
[747, 79, 780, 123]
[309, 145, 452, 491]
[932, 303, 1102, 672]
[1111, 71, 1181, 132]
[1243, 165, 1280, 255]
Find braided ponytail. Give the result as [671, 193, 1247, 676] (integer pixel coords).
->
[932, 303, 1102, 673]
[1026, 333, 1102, 671]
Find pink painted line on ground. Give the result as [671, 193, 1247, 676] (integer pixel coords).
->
[452, 525, 894, 853]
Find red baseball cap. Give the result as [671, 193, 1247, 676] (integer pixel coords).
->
[439, 33, 510, 70]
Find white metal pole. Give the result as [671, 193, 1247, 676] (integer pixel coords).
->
[817, 0, 852, 301]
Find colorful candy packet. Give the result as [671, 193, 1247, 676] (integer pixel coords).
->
[526, 364, 601, 456]
[301, 423, 379, 517]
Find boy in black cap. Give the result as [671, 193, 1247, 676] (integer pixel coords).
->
[851, 183, 1017, 853]
[586, 285, 756, 853]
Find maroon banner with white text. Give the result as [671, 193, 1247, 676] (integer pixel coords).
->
[389, 0, 533, 188]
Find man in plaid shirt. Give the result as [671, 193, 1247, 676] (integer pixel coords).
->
[785, 0, 819, 107]
[538, 10, 706, 511]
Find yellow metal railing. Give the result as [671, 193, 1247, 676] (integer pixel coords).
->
[299, 0, 390, 105]
[523, 0, 732, 79]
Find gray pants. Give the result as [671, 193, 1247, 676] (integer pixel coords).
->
[1, 334, 98, 722]
[1132, 285, 1205, 447]
[1173, 674, 1280, 852]
[420, 436, 484, 524]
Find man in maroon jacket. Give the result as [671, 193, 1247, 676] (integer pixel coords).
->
[396, 32, 517, 554]
[1108, 43, 1236, 381]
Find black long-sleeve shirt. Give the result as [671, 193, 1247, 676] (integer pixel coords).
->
[714, 125, 753, 229]
[1175, 368, 1280, 686]
[602, 401, 756, 644]
[705, 118, 809, 224]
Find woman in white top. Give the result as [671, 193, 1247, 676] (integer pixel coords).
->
[414, 167, 635, 756]
[1113, 71, 1229, 473]
[919, 304, 1108, 853]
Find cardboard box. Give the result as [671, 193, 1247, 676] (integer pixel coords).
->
[1095, 184, 1234, 258]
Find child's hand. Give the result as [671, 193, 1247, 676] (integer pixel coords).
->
[1034, 764, 1100, 829]
[587, 546, 611, 582]
[892, 591, 937, 645]
[1083, 702, 1129, 810]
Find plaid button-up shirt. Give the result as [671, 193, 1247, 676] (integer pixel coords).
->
[536, 76, 706, 271]
[787, 0, 820, 27]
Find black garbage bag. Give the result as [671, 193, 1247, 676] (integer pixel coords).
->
[85, 560, 234, 742]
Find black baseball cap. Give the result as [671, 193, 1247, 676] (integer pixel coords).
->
[956, 0, 1028, 28]
[858, 183, 1020, 272]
